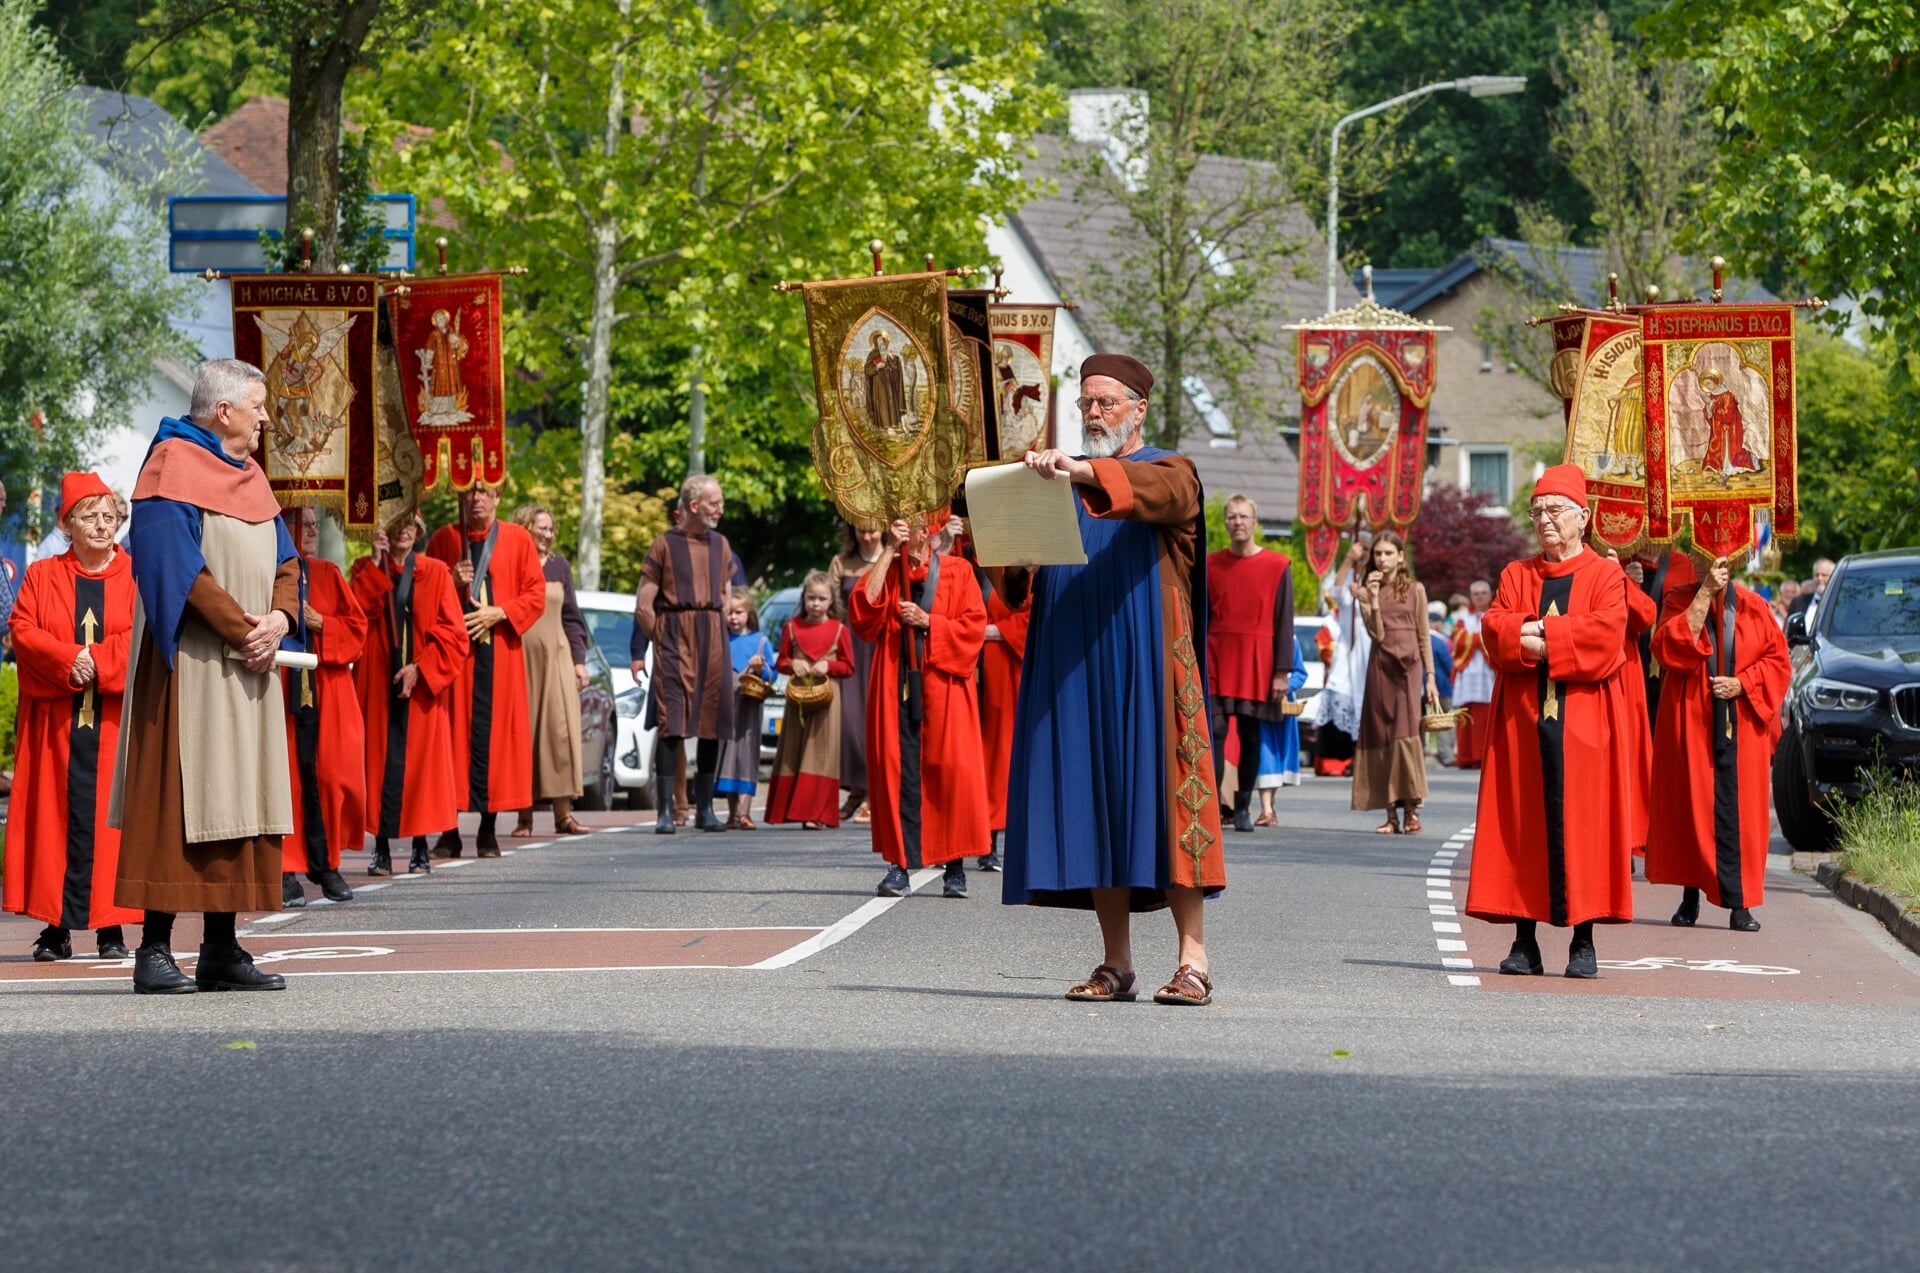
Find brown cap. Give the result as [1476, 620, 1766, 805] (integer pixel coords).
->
[1080, 353, 1153, 398]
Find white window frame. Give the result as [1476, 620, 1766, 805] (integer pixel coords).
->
[1459, 445, 1513, 511]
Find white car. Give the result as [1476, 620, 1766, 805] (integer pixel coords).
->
[576, 589, 656, 806]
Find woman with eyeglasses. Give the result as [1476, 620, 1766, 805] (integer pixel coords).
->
[1463, 464, 1642, 980]
[1351, 530, 1437, 834]
[3, 473, 143, 963]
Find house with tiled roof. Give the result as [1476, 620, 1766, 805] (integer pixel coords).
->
[987, 89, 1362, 535]
[200, 94, 289, 194]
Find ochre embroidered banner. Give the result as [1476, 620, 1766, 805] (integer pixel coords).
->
[988, 303, 1056, 457]
[802, 272, 965, 525]
[1291, 299, 1444, 576]
[386, 273, 507, 490]
[1555, 309, 1647, 551]
[1642, 303, 1798, 559]
[231, 274, 380, 530]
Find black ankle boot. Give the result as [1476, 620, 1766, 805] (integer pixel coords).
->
[369, 839, 393, 877]
[195, 944, 287, 992]
[1231, 791, 1254, 834]
[693, 774, 723, 832]
[408, 838, 432, 874]
[1671, 887, 1701, 927]
[133, 944, 196, 994]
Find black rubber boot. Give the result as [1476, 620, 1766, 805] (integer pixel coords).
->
[654, 774, 677, 835]
[692, 773, 723, 832]
[1231, 791, 1255, 833]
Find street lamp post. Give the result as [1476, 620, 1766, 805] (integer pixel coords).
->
[1325, 75, 1528, 314]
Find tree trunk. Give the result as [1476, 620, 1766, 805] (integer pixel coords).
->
[284, 1, 386, 272]
[577, 217, 618, 591]
[575, 3, 631, 591]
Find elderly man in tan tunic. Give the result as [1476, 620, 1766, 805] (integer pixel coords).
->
[112, 359, 303, 994]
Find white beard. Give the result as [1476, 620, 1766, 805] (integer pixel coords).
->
[1084, 419, 1138, 459]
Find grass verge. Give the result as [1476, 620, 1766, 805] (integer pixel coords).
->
[1832, 777, 1920, 914]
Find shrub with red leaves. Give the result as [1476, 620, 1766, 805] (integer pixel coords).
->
[1406, 483, 1534, 601]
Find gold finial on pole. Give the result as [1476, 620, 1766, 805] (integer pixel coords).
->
[1607, 273, 1620, 310]
[869, 239, 886, 276]
[437, 236, 449, 274]
[299, 226, 315, 273]
[1644, 284, 1661, 304]
[1709, 255, 1727, 303]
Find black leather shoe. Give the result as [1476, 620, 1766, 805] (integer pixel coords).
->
[476, 828, 502, 858]
[877, 866, 911, 897]
[1565, 941, 1599, 979]
[96, 927, 131, 960]
[195, 944, 287, 992]
[431, 830, 463, 859]
[408, 839, 433, 874]
[1729, 908, 1761, 932]
[942, 864, 968, 899]
[368, 844, 393, 877]
[309, 869, 354, 902]
[1497, 941, 1543, 976]
[281, 873, 308, 908]
[31, 926, 72, 962]
[133, 944, 196, 994]
[1671, 887, 1700, 927]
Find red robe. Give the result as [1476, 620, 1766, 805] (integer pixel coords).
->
[1703, 390, 1755, 472]
[1620, 578, 1658, 854]
[426, 521, 546, 811]
[849, 552, 990, 868]
[1465, 551, 1641, 927]
[1449, 615, 1490, 768]
[979, 578, 1031, 831]
[351, 552, 469, 838]
[1643, 582, 1790, 908]
[2, 549, 143, 930]
[1203, 547, 1293, 713]
[282, 556, 369, 873]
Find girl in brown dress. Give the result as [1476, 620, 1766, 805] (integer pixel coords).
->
[1352, 531, 1439, 834]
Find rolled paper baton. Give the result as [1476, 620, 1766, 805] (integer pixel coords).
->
[224, 647, 320, 671]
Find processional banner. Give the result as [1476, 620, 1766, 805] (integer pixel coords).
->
[801, 272, 966, 525]
[231, 274, 381, 530]
[988, 304, 1056, 457]
[386, 273, 507, 490]
[947, 290, 998, 465]
[1552, 309, 1647, 552]
[1642, 303, 1798, 560]
[1290, 298, 1445, 577]
[373, 318, 428, 533]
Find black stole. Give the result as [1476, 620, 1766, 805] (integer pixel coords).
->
[1708, 584, 1744, 908]
[894, 553, 941, 868]
[378, 554, 417, 837]
[1535, 571, 1575, 927]
[61, 574, 107, 930]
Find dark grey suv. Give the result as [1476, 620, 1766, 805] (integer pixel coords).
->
[1772, 548, 1920, 849]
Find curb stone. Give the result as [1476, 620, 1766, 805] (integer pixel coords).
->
[1813, 861, 1920, 960]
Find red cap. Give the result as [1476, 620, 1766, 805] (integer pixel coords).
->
[59, 471, 114, 522]
[1531, 463, 1588, 506]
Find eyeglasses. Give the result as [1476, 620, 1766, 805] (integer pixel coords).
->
[69, 511, 119, 527]
[1074, 396, 1134, 416]
[1527, 504, 1582, 522]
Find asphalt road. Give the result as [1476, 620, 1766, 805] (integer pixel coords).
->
[5, 767, 1919, 1272]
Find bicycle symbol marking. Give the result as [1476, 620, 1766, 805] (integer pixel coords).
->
[1596, 956, 1800, 976]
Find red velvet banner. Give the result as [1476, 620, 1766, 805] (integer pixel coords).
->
[1295, 323, 1438, 576]
[386, 273, 507, 490]
[231, 274, 381, 529]
[1642, 303, 1798, 559]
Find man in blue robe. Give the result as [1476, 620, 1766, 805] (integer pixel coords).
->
[1000, 353, 1224, 1007]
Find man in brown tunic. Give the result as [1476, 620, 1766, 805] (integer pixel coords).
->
[634, 475, 736, 833]
[112, 359, 303, 994]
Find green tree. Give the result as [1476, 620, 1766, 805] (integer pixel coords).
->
[1339, 0, 1661, 268]
[1790, 329, 1914, 565]
[1, 0, 193, 517]
[1048, 0, 1376, 450]
[363, 0, 1057, 588]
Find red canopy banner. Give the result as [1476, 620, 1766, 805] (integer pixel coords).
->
[1554, 309, 1647, 551]
[386, 273, 507, 490]
[1642, 303, 1798, 559]
[1290, 298, 1446, 576]
[231, 274, 381, 530]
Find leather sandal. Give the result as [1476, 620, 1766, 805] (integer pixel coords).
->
[1402, 809, 1423, 835]
[1065, 964, 1137, 1002]
[1153, 964, 1213, 1006]
[1375, 813, 1402, 835]
[554, 817, 589, 835]
[511, 816, 537, 838]
[1254, 811, 1278, 827]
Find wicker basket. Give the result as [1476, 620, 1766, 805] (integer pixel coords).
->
[738, 670, 772, 701]
[1420, 706, 1469, 734]
[785, 674, 834, 709]
[1280, 699, 1306, 717]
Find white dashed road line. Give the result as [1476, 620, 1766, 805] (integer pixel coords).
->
[1427, 825, 1477, 986]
